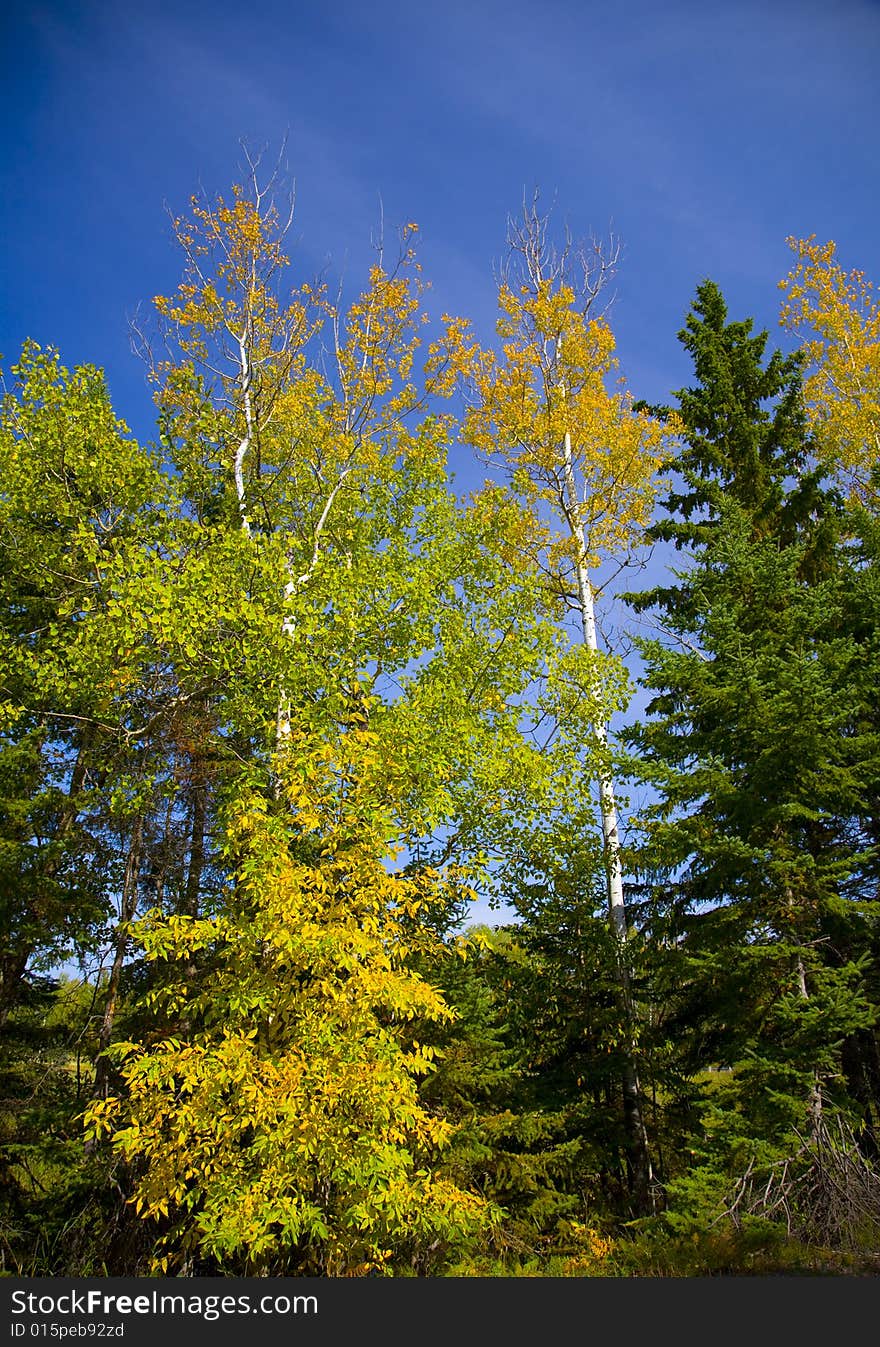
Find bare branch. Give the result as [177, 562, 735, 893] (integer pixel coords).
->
[500, 187, 620, 321]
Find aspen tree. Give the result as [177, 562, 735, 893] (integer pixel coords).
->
[460, 201, 667, 1211]
[780, 236, 880, 502]
[149, 148, 453, 754]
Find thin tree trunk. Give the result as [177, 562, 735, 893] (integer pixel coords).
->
[560, 415, 654, 1214]
[795, 950, 823, 1142]
[234, 324, 254, 538]
[92, 818, 143, 1100]
[176, 779, 209, 1032]
[275, 473, 352, 755]
[184, 781, 207, 918]
[230, 322, 292, 757]
[0, 952, 30, 1031]
[786, 881, 823, 1142]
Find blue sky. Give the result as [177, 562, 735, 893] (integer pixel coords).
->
[3, 0, 878, 451]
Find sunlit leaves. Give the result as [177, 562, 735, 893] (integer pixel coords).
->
[85, 741, 491, 1274]
[462, 280, 668, 570]
[780, 236, 880, 501]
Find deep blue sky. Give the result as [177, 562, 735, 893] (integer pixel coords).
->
[3, 0, 879, 456]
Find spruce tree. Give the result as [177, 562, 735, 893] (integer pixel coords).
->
[626, 282, 880, 1235]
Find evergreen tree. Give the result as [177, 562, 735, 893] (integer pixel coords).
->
[626, 282, 880, 1235]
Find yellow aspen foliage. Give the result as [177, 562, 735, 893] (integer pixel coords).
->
[779, 235, 880, 501]
[461, 277, 668, 576]
[152, 183, 318, 412]
[148, 167, 472, 554]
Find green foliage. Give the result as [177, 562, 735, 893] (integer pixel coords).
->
[0, 344, 166, 1016]
[626, 281, 880, 1231]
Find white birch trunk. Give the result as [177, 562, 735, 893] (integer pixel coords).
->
[274, 471, 352, 755]
[560, 430, 628, 944]
[231, 321, 299, 753]
[235, 329, 254, 539]
[557, 341, 653, 1209]
[275, 574, 297, 750]
[789, 884, 823, 1140]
